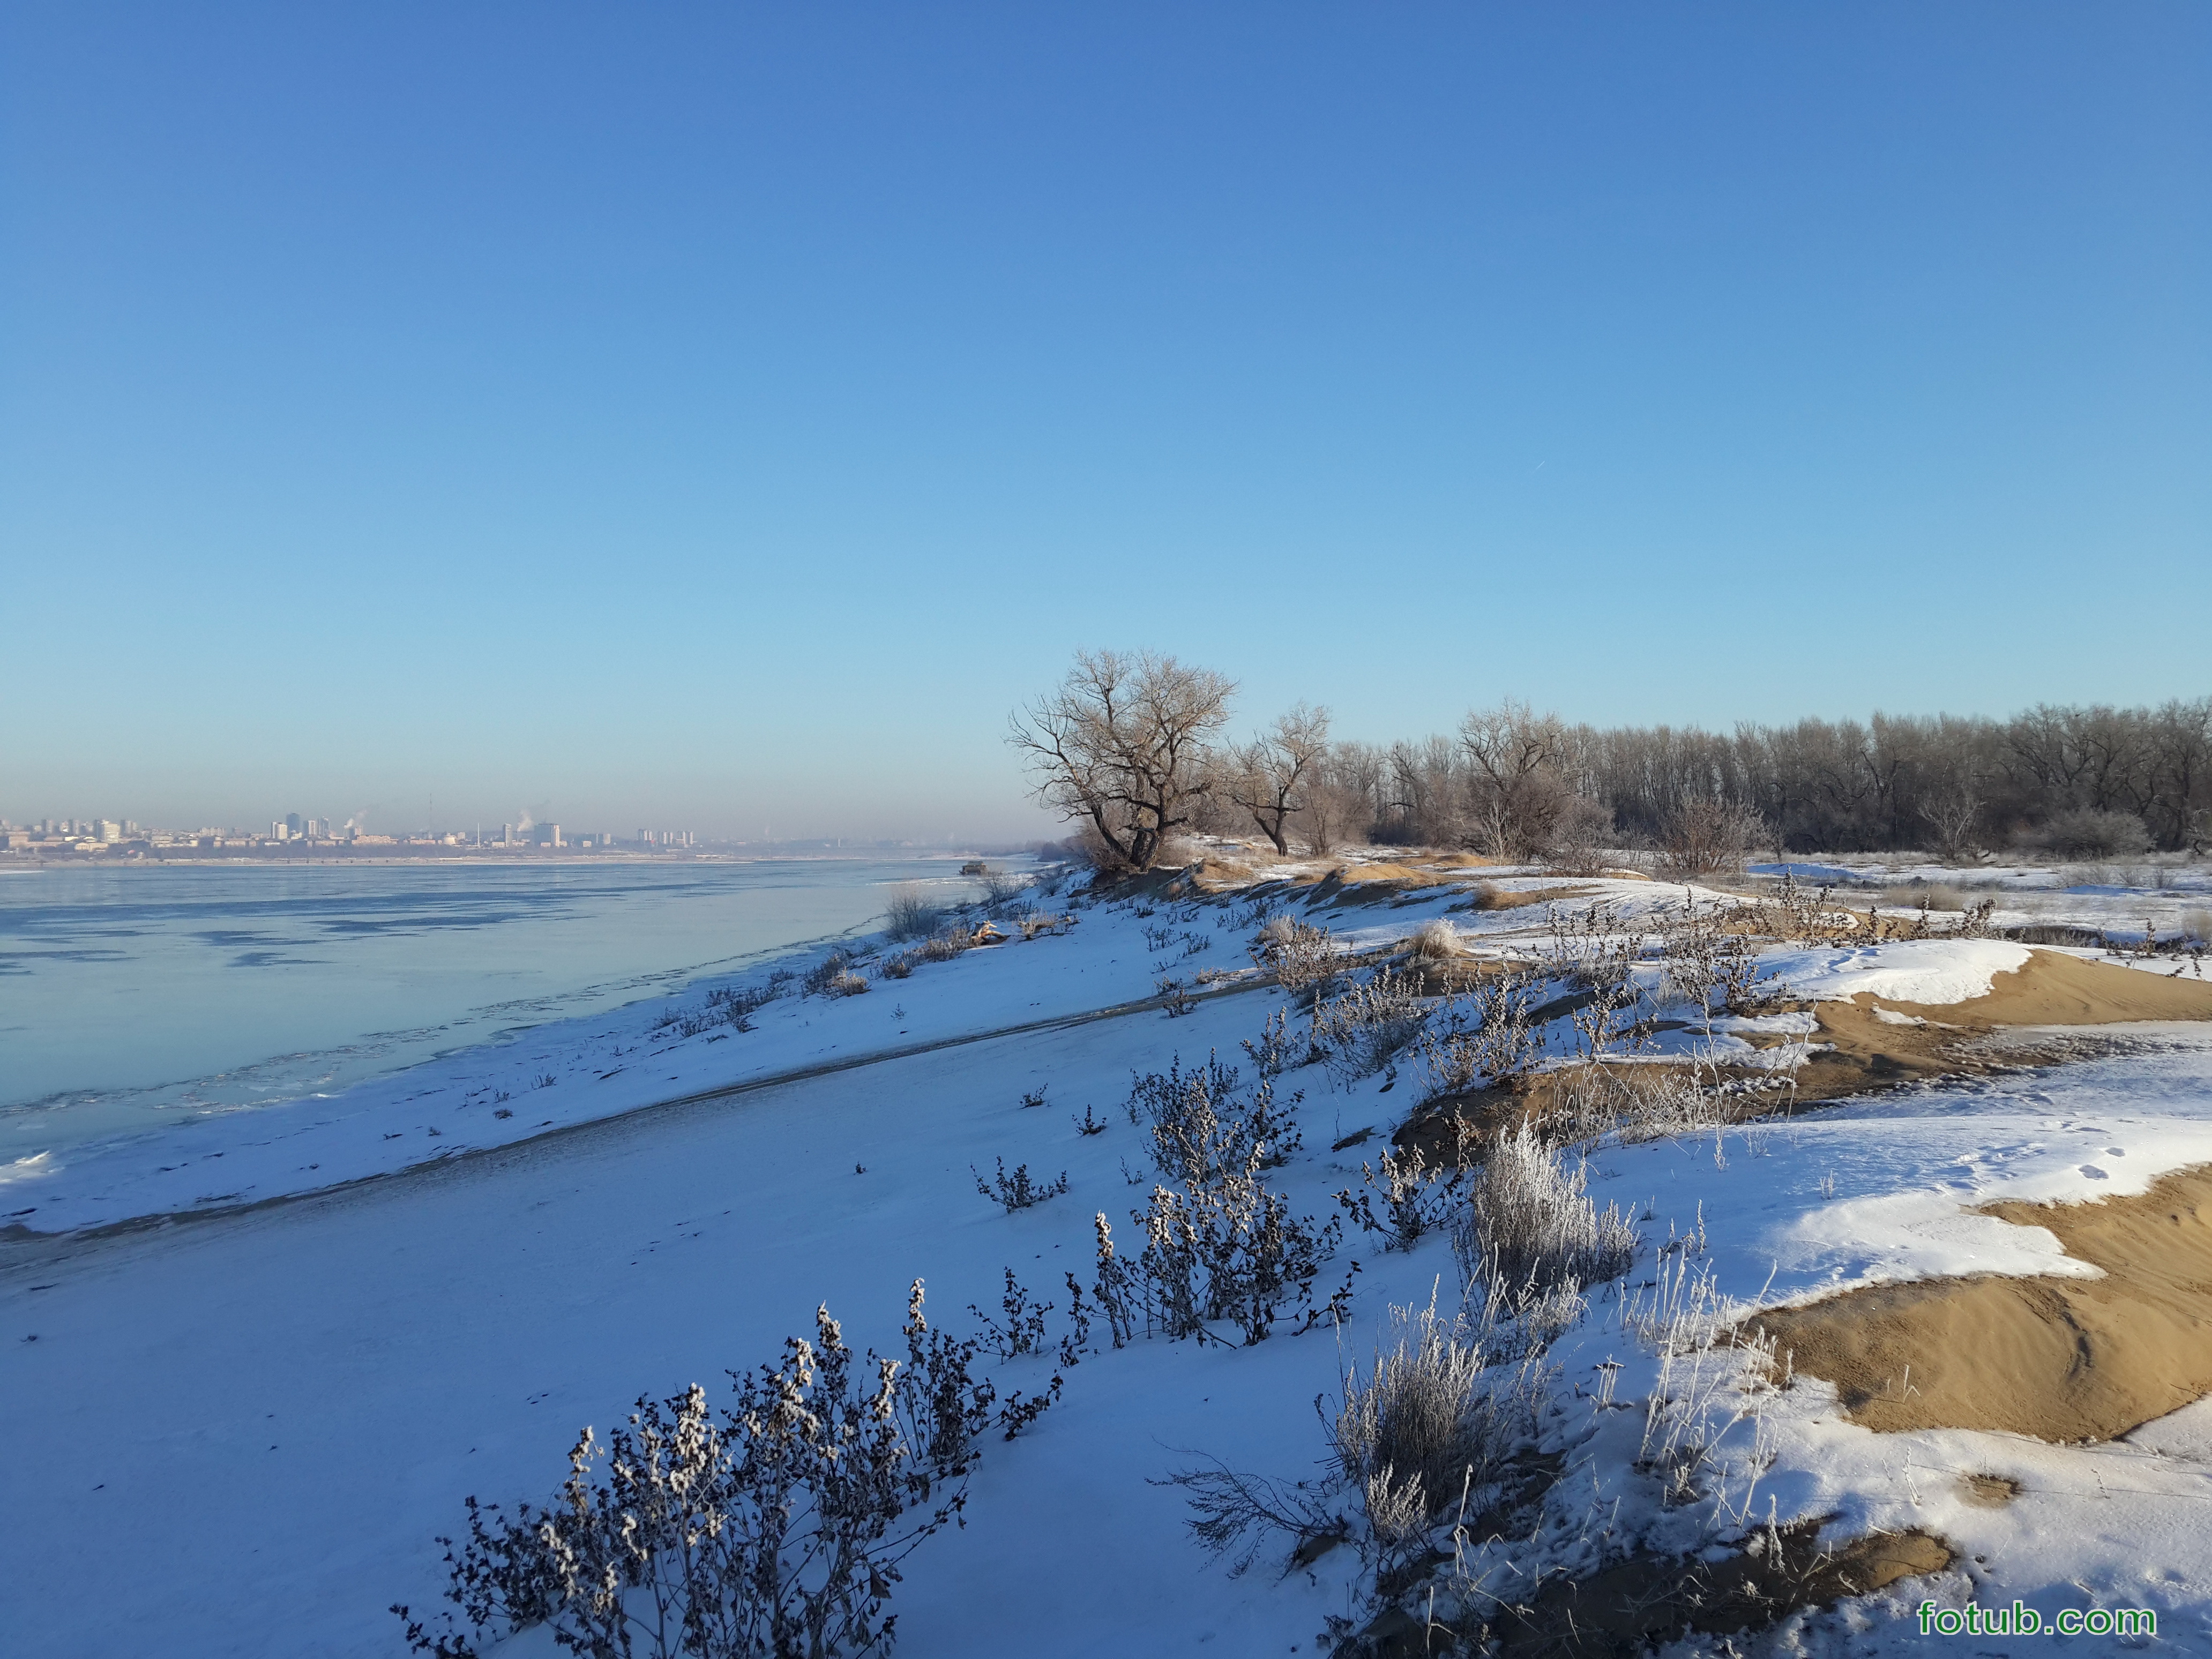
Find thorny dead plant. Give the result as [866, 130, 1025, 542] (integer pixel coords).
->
[970, 1157, 1068, 1212]
[1310, 966, 1431, 1088]
[1153, 1456, 1348, 1579]
[1337, 1142, 1464, 1252]
[1414, 968, 1545, 1098]
[1092, 1058, 1349, 1347]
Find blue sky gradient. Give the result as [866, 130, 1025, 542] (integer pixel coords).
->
[4, 4, 2206, 839]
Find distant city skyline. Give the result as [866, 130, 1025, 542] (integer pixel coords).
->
[5, 6, 2204, 835]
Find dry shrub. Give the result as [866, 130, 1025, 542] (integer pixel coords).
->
[802, 951, 866, 995]
[1880, 880, 1965, 913]
[1407, 918, 1461, 962]
[1310, 967, 1429, 1087]
[1094, 1057, 1342, 1348]
[1249, 915, 1337, 993]
[1331, 862, 1454, 891]
[977, 869, 1032, 908]
[2018, 808, 2154, 858]
[2186, 909, 2212, 947]
[918, 928, 975, 962]
[1546, 795, 1617, 876]
[1415, 971, 1543, 1097]
[1331, 1296, 1551, 1550]
[1455, 1122, 1638, 1301]
[1657, 798, 1764, 880]
[883, 885, 940, 941]
[972, 1157, 1068, 1212]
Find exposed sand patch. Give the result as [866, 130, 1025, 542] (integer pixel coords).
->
[1464, 881, 1593, 912]
[1314, 862, 1463, 902]
[1783, 948, 2212, 1104]
[1399, 951, 2212, 1172]
[1959, 1473, 2020, 1508]
[1753, 1166, 2212, 1441]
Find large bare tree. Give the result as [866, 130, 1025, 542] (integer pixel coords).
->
[1225, 704, 1332, 855]
[1459, 700, 1571, 858]
[1008, 651, 1236, 873]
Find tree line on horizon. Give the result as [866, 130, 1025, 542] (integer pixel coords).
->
[1008, 650, 2212, 875]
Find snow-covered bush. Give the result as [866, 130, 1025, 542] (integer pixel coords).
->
[396, 1284, 1066, 1659]
[395, 1306, 964, 1659]
[1331, 1297, 1551, 1551]
[1455, 1123, 1638, 1302]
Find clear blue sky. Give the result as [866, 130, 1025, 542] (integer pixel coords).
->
[4, 4, 2205, 840]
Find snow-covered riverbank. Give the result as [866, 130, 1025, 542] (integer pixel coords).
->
[7, 859, 2212, 1656]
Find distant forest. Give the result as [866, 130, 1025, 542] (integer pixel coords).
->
[1012, 656, 2212, 870]
[1314, 698, 2212, 858]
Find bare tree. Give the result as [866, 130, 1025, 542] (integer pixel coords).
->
[1226, 704, 1332, 855]
[1917, 767, 1984, 864]
[1459, 701, 1570, 858]
[1008, 651, 1235, 874]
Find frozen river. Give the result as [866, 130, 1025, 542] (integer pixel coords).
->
[0, 855, 989, 1161]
